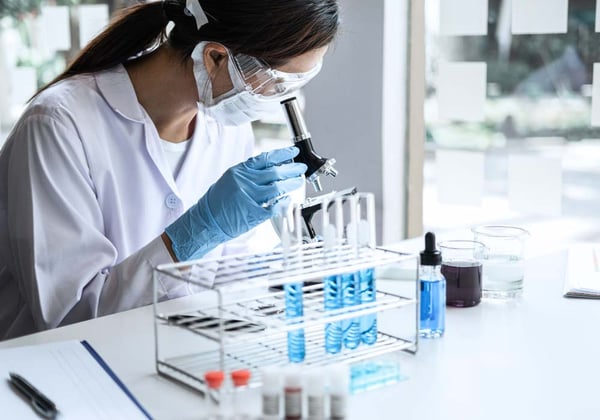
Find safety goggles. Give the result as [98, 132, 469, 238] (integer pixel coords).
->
[229, 51, 322, 100]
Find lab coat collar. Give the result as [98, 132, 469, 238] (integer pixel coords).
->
[95, 64, 146, 123]
[195, 107, 216, 144]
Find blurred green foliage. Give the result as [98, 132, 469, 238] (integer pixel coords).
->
[428, 0, 600, 144]
[0, 0, 88, 18]
[0, 0, 44, 17]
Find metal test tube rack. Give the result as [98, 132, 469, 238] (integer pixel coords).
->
[152, 192, 420, 394]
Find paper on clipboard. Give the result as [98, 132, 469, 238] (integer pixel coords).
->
[0, 340, 149, 419]
[563, 244, 600, 298]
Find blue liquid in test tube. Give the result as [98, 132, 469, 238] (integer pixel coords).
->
[342, 272, 361, 350]
[285, 282, 306, 362]
[359, 267, 377, 345]
[324, 274, 343, 354]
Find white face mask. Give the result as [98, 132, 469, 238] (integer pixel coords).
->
[206, 90, 283, 126]
[191, 42, 281, 126]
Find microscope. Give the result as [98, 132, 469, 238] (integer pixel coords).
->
[277, 96, 356, 242]
[267, 97, 358, 291]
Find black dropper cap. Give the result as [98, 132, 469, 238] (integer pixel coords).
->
[420, 232, 442, 266]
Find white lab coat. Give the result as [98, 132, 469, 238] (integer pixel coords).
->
[0, 64, 254, 339]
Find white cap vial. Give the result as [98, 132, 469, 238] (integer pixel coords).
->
[261, 367, 282, 419]
[306, 370, 325, 420]
[329, 364, 349, 419]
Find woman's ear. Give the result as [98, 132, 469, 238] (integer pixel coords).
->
[203, 42, 228, 74]
[201, 42, 235, 97]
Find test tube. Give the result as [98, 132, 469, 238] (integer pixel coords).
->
[342, 196, 361, 350]
[323, 196, 343, 354]
[283, 209, 306, 363]
[358, 194, 377, 345]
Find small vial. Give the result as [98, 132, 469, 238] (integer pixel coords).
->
[261, 367, 282, 420]
[419, 232, 446, 338]
[329, 364, 349, 420]
[284, 367, 303, 420]
[204, 370, 225, 420]
[231, 369, 251, 420]
[306, 370, 325, 420]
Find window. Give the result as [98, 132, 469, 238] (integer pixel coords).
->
[422, 0, 600, 251]
[0, 0, 127, 142]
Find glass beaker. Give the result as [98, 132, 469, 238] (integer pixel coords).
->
[439, 240, 485, 307]
[472, 225, 529, 299]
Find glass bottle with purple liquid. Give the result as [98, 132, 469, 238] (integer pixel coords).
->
[438, 240, 486, 308]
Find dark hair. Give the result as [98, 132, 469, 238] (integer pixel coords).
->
[34, 0, 339, 96]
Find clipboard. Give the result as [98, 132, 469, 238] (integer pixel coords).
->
[80, 341, 152, 418]
[0, 340, 151, 419]
[563, 244, 600, 299]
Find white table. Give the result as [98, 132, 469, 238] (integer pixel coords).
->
[1, 248, 599, 420]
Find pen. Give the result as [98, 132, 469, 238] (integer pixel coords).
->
[8, 372, 59, 419]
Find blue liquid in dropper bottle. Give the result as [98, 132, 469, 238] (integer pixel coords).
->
[419, 232, 446, 338]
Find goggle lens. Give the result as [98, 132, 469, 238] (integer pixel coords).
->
[231, 52, 322, 99]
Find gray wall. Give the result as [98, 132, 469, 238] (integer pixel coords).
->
[303, 0, 409, 244]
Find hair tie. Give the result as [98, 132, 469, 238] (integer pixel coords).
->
[184, 0, 209, 30]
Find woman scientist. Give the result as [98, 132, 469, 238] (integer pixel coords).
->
[0, 0, 339, 339]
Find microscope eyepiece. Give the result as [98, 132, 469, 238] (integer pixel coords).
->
[281, 97, 337, 192]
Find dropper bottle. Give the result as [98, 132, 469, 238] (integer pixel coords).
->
[419, 232, 446, 338]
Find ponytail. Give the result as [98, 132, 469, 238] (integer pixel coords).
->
[34, 2, 169, 97]
[33, 0, 340, 98]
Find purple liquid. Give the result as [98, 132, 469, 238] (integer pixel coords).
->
[441, 261, 482, 307]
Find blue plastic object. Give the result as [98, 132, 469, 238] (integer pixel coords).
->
[349, 359, 403, 394]
[165, 147, 306, 261]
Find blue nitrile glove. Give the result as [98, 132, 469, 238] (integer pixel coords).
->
[165, 146, 307, 261]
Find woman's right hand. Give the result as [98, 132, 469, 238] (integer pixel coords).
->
[165, 146, 307, 261]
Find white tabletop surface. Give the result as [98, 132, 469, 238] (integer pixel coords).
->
[1, 246, 599, 420]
